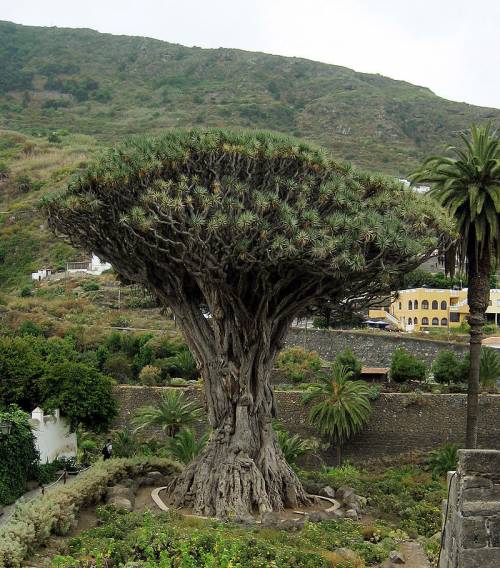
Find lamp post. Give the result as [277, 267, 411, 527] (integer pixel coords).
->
[0, 419, 12, 440]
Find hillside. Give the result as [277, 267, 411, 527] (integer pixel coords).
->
[1, 20, 499, 176]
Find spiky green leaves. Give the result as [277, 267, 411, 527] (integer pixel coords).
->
[45, 129, 450, 292]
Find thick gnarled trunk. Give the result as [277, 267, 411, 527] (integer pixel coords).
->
[167, 307, 309, 518]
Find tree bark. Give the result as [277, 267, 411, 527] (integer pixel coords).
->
[166, 307, 309, 518]
[465, 242, 491, 448]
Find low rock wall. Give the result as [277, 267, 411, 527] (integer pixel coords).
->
[114, 387, 500, 462]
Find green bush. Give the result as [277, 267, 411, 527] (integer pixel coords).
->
[19, 285, 33, 297]
[431, 351, 463, 384]
[104, 352, 133, 383]
[277, 347, 322, 383]
[81, 280, 100, 292]
[0, 457, 180, 567]
[425, 444, 459, 477]
[41, 361, 117, 431]
[335, 348, 362, 380]
[390, 348, 427, 383]
[0, 335, 44, 409]
[0, 407, 39, 506]
[138, 364, 161, 386]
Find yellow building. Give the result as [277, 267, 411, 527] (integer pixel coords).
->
[369, 288, 500, 331]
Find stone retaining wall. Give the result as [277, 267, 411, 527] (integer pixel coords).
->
[114, 386, 500, 462]
[285, 328, 468, 366]
[440, 450, 500, 568]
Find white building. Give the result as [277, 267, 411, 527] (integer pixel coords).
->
[30, 408, 77, 463]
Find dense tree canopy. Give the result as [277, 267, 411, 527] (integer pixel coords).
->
[44, 129, 451, 517]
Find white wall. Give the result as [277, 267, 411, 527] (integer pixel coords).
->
[30, 408, 77, 463]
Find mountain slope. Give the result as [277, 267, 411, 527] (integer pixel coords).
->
[1, 20, 499, 175]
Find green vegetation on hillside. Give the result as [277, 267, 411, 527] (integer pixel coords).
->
[0, 20, 499, 176]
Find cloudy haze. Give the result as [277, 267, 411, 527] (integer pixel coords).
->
[2, 0, 499, 109]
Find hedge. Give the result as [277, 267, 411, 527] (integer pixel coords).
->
[0, 457, 180, 567]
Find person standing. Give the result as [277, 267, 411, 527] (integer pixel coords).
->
[102, 437, 113, 461]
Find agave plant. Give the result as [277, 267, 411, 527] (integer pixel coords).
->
[166, 428, 209, 464]
[303, 362, 372, 465]
[132, 390, 203, 437]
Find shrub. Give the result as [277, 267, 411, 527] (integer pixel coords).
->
[277, 346, 322, 383]
[41, 361, 117, 431]
[335, 348, 362, 380]
[460, 348, 500, 386]
[81, 280, 100, 292]
[111, 316, 130, 328]
[425, 444, 459, 477]
[104, 352, 133, 383]
[17, 320, 43, 337]
[0, 161, 10, 180]
[274, 424, 317, 465]
[166, 428, 208, 464]
[19, 285, 33, 297]
[390, 348, 427, 383]
[0, 335, 44, 409]
[0, 407, 39, 506]
[161, 349, 198, 380]
[138, 365, 161, 386]
[431, 350, 463, 384]
[0, 457, 180, 567]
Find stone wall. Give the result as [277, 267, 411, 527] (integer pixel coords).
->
[114, 386, 500, 462]
[285, 328, 468, 366]
[440, 450, 500, 568]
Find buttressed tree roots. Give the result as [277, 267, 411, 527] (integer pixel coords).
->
[45, 129, 451, 518]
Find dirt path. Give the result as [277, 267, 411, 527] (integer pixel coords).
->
[399, 541, 431, 568]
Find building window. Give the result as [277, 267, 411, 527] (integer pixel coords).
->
[450, 313, 460, 323]
[441, 318, 448, 326]
[414, 317, 418, 324]
[414, 300, 418, 309]
[432, 317, 439, 326]
[399, 302, 402, 310]
[408, 300, 413, 310]
[496, 299, 500, 307]
[422, 300, 429, 310]
[441, 301, 447, 310]
[432, 300, 438, 310]
[422, 317, 429, 325]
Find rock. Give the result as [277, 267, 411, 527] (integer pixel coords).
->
[147, 471, 164, 480]
[233, 513, 256, 526]
[121, 478, 139, 490]
[139, 476, 155, 487]
[261, 511, 282, 528]
[280, 517, 305, 531]
[326, 508, 344, 520]
[389, 550, 406, 564]
[344, 508, 359, 521]
[108, 496, 133, 512]
[106, 485, 135, 504]
[319, 486, 336, 499]
[307, 511, 330, 522]
[336, 486, 355, 502]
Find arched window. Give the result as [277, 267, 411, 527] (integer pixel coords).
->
[432, 317, 439, 326]
[441, 301, 447, 310]
[432, 300, 439, 310]
[441, 318, 448, 326]
[408, 300, 413, 310]
[398, 302, 402, 310]
[414, 300, 418, 309]
[414, 317, 418, 325]
[422, 317, 429, 325]
[422, 300, 429, 310]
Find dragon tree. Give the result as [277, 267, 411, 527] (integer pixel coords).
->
[45, 129, 451, 518]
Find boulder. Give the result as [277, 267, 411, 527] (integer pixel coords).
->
[120, 478, 139, 491]
[138, 476, 155, 487]
[147, 471, 164, 480]
[389, 550, 406, 564]
[280, 517, 305, 531]
[319, 486, 336, 499]
[233, 513, 256, 526]
[344, 508, 359, 521]
[336, 486, 355, 502]
[106, 485, 135, 504]
[307, 511, 331, 522]
[261, 511, 282, 528]
[326, 508, 344, 520]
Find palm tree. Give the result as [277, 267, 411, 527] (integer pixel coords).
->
[274, 423, 318, 466]
[166, 428, 209, 464]
[303, 363, 372, 465]
[410, 124, 500, 447]
[132, 390, 203, 437]
[479, 347, 500, 387]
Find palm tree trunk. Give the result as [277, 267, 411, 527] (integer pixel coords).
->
[465, 242, 491, 448]
[335, 444, 342, 466]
